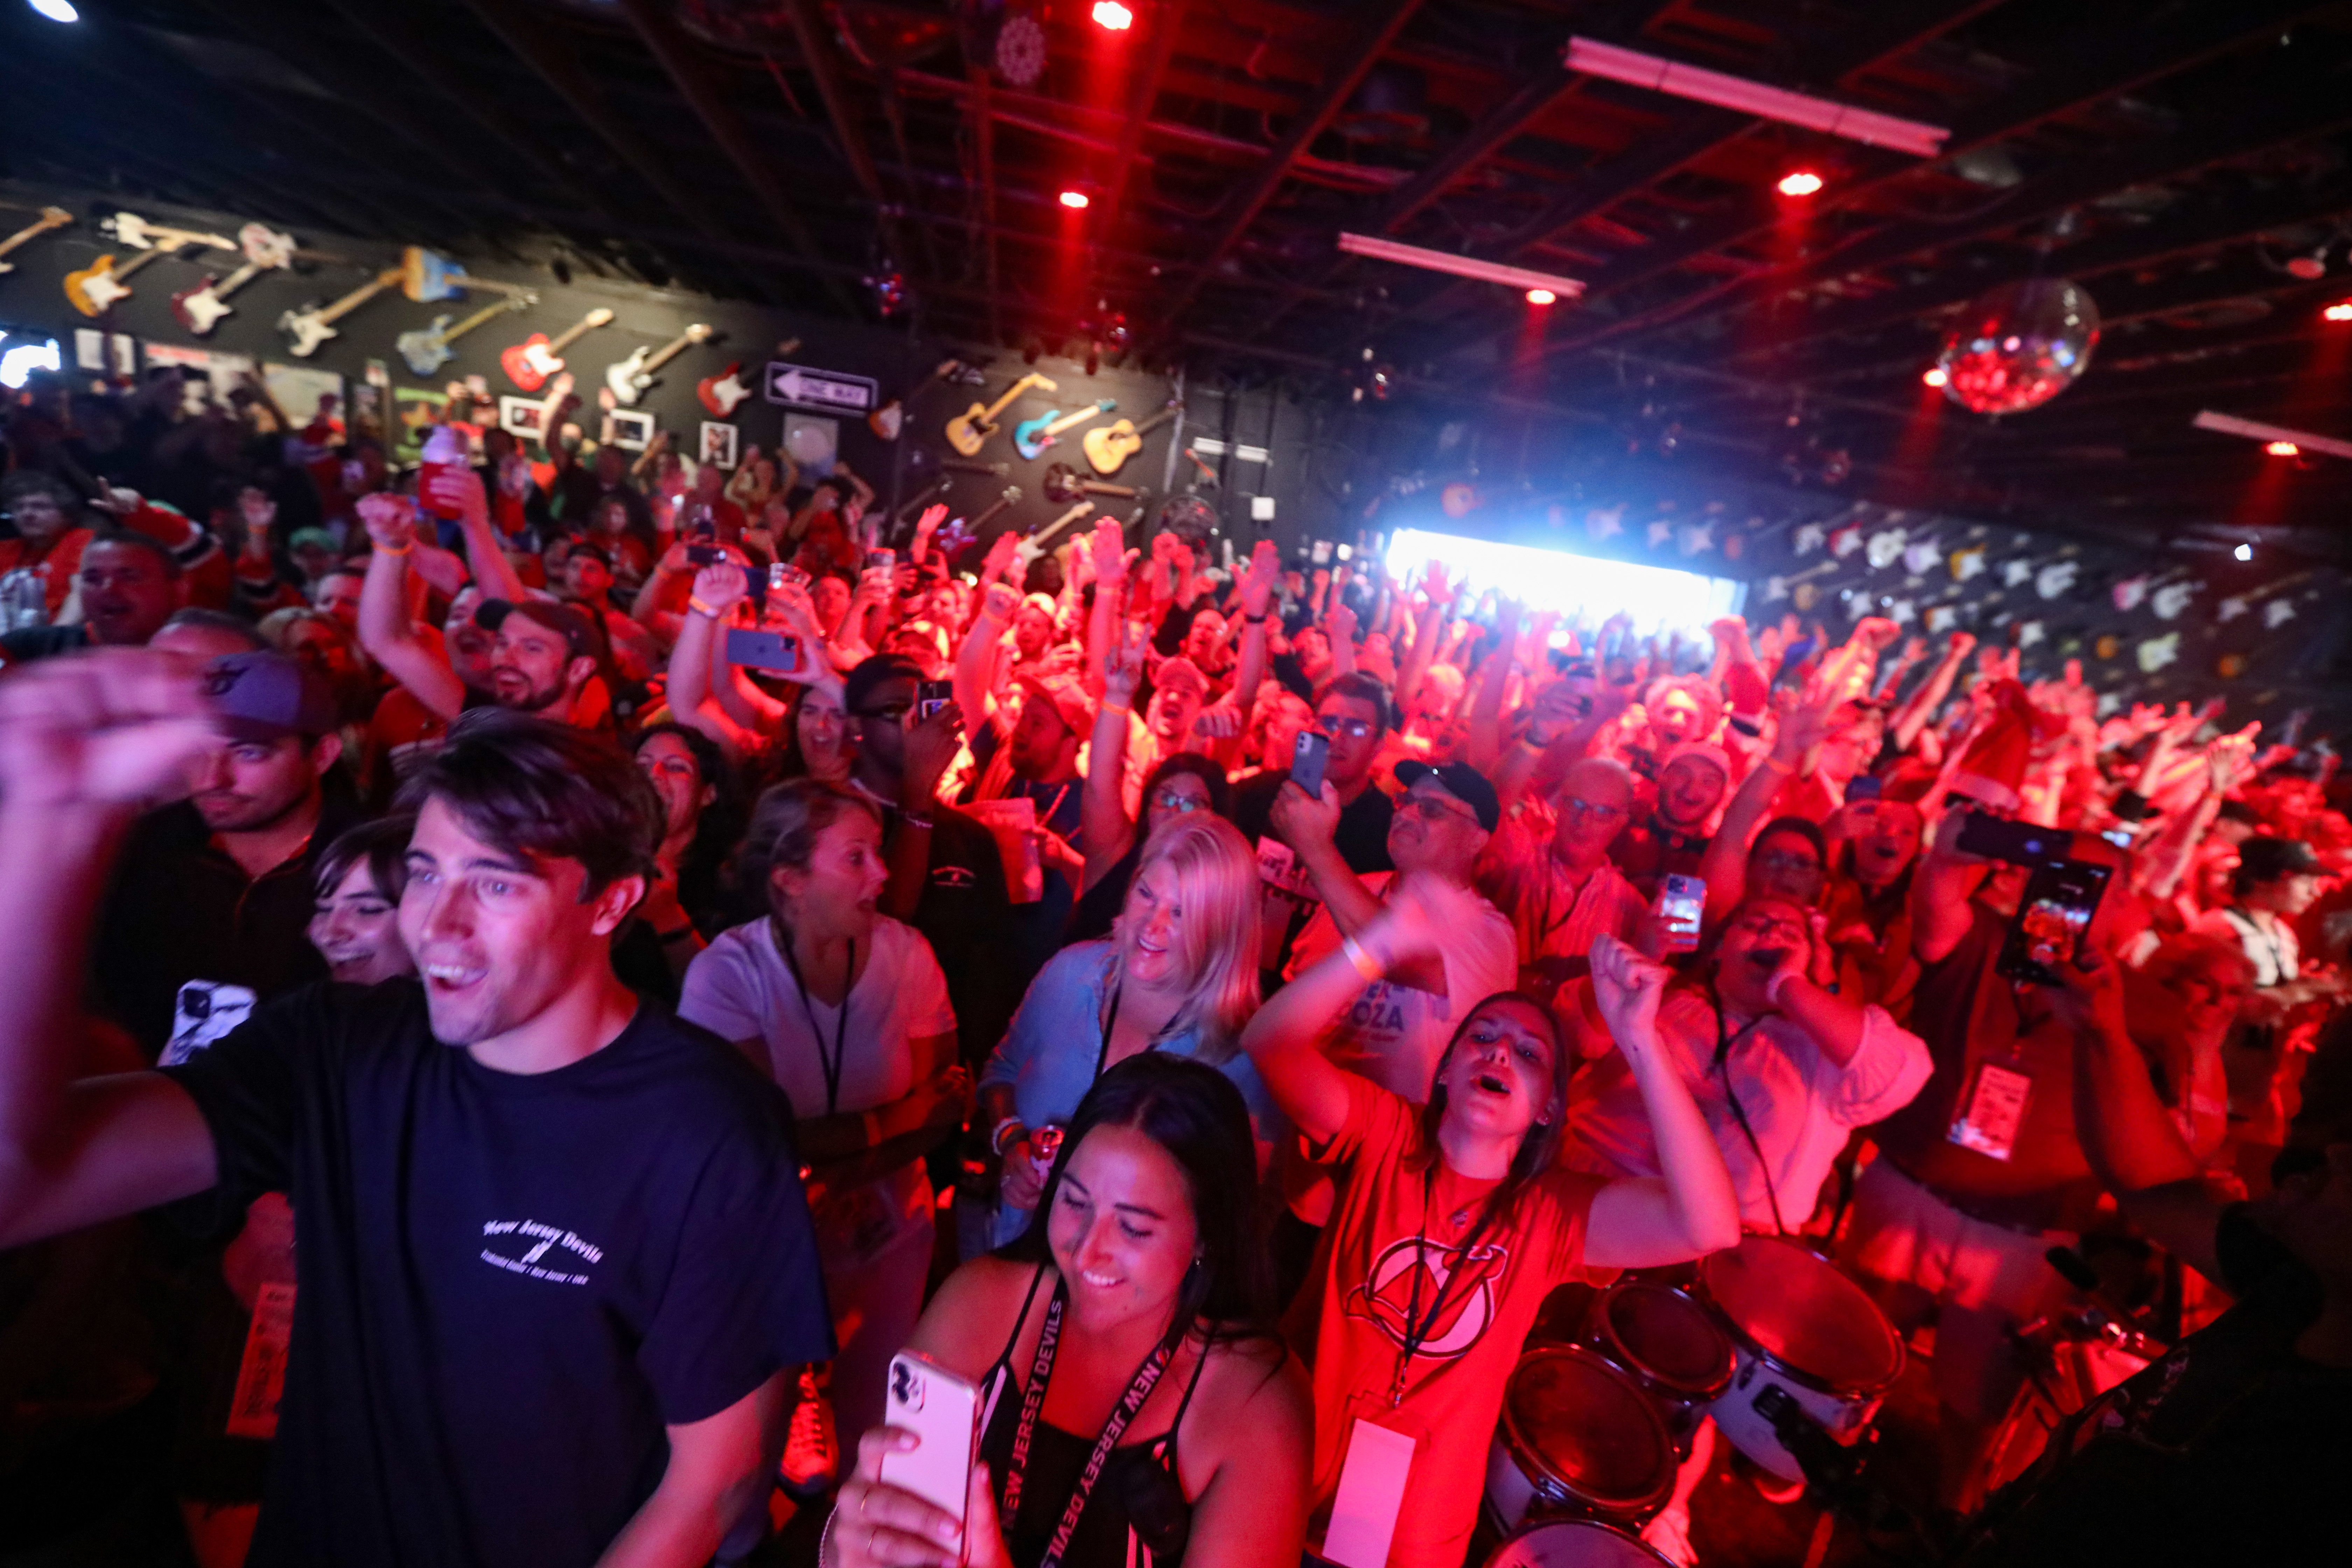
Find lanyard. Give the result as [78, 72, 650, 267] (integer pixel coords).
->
[999, 1283, 1177, 1568]
[1389, 1165, 1500, 1405]
[774, 919, 854, 1116]
[1092, 980, 1126, 1082]
[1711, 994, 1786, 1235]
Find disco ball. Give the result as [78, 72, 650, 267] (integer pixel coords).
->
[1936, 279, 2100, 415]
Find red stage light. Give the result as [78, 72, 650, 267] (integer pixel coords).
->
[2324, 301, 2352, 322]
[1922, 365, 1948, 388]
[1777, 169, 1824, 197]
[2266, 440, 2300, 457]
[1092, 1, 1134, 30]
[1525, 287, 1556, 306]
[1059, 189, 1090, 210]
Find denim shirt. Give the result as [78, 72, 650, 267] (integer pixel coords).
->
[978, 940, 1286, 1246]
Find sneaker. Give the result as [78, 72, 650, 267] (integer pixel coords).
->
[779, 1366, 838, 1500]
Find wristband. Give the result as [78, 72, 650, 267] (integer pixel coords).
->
[990, 1116, 1027, 1157]
[1103, 698, 1132, 714]
[1760, 754, 1796, 775]
[687, 596, 723, 619]
[1244, 611, 1268, 624]
[1340, 932, 1385, 982]
[372, 538, 413, 557]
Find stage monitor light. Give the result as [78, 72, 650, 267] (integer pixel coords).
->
[1525, 287, 1556, 306]
[2236, 543, 2254, 561]
[1383, 527, 1745, 637]
[2324, 301, 2352, 322]
[0, 338, 59, 389]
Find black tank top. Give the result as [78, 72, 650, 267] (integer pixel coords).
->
[976, 1266, 1211, 1567]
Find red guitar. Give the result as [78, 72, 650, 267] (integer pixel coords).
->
[499, 307, 614, 392]
[697, 363, 754, 417]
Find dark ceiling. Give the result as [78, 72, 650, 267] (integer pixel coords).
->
[6, 1, 2352, 553]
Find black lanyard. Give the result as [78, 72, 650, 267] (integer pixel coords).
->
[1712, 994, 1786, 1235]
[1092, 980, 1126, 1082]
[1389, 1164, 1501, 1406]
[774, 919, 853, 1116]
[999, 1283, 1177, 1568]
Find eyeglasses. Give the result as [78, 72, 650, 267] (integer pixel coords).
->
[1754, 850, 1824, 876]
[1559, 797, 1628, 822]
[1398, 792, 1479, 827]
[1151, 789, 1209, 814]
[1318, 717, 1378, 740]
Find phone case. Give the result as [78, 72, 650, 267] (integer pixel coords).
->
[878, 1351, 979, 1544]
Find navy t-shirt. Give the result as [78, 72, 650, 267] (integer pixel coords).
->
[160, 980, 835, 1568]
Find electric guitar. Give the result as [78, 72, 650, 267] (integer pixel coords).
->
[64, 212, 235, 316]
[966, 487, 1022, 538]
[396, 293, 537, 376]
[1013, 500, 1097, 571]
[279, 268, 404, 357]
[1042, 462, 1141, 507]
[0, 206, 72, 275]
[499, 307, 616, 392]
[603, 324, 713, 406]
[697, 363, 755, 416]
[946, 372, 1057, 456]
[1081, 401, 1183, 476]
[1013, 399, 1116, 461]
[170, 223, 298, 336]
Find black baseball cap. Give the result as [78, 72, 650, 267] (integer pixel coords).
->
[2239, 835, 2322, 883]
[1394, 759, 1501, 832]
[474, 598, 597, 661]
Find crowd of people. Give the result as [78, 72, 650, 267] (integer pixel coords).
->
[0, 364, 2347, 1568]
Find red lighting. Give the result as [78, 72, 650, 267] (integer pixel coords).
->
[2325, 301, 2352, 322]
[1525, 287, 1556, 306]
[1777, 169, 1825, 197]
[1922, 365, 1948, 388]
[2266, 440, 2301, 457]
[1092, 1, 1134, 29]
[1059, 189, 1090, 210]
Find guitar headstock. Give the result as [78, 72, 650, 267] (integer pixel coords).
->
[685, 323, 714, 344]
[239, 224, 298, 268]
[102, 212, 153, 248]
[584, 307, 616, 328]
[35, 207, 71, 229]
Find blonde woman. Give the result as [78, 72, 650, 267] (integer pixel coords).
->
[978, 813, 1277, 1248]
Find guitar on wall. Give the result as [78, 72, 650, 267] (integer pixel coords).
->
[701, 335, 796, 417]
[945, 371, 1057, 456]
[500, 307, 616, 392]
[170, 223, 299, 336]
[603, 323, 714, 407]
[64, 212, 236, 316]
[0, 206, 72, 275]
[397, 293, 538, 377]
[1013, 398, 1115, 461]
[1081, 400, 1183, 476]
[1042, 461, 1142, 507]
[279, 268, 404, 357]
[1014, 500, 1098, 571]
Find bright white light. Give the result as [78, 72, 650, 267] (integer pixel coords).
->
[2235, 543, 2254, 561]
[0, 339, 60, 388]
[1059, 189, 1090, 210]
[1525, 287, 1557, 306]
[1777, 169, 1825, 197]
[1384, 526, 1744, 637]
[1092, 1, 1134, 29]
[27, 0, 79, 21]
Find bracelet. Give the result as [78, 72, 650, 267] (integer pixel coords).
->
[372, 538, 413, 557]
[687, 596, 722, 619]
[1340, 932, 1385, 982]
[990, 1116, 1027, 1157]
[1103, 698, 1132, 713]
[1760, 754, 1796, 774]
[900, 812, 935, 831]
[817, 1505, 839, 1568]
[1244, 611, 1268, 624]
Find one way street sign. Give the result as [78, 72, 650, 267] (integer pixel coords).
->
[764, 362, 879, 414]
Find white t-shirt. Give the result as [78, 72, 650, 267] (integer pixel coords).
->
[680, 915, 956, 1264]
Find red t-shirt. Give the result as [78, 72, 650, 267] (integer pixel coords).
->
[1289, 1077, 1603, 1567]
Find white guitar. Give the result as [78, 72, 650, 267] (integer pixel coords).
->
[0, 206, 72, 275]
[171, 223, 299, 336]
[603, 323, 712, 406]
[1013, 500, 1097, 572]
[278, 268, 403, 357]
[63, 212, 235, 316]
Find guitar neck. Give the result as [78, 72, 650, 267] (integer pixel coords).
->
[1132, 407, 1181, 438]
[977, 378, 1036, 424]
[320, 272, 401, 326]
[544, 317, 602, 355]
[642, 331, 706, 374]
[0, 212, 67, 257]
[1043, 403, 1111, 438]
[439, 301, 517, 344]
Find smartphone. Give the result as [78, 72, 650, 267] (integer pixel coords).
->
[686, 544, 723, 566]
[916, 679, 954, 721]
[1956, 811, 2075, 868]
[1655, 873, 1706, 954]
[725, 628, 802, 674]
[685, 503, 715, 543]
[742, 566, 768, 604]
[771, 561, 808, 593]
[1996, 858, 2114, 986]
[1291, 729, 1330, 799]
[865, 547, 896, 576]
[878, 1351, 979, 1552]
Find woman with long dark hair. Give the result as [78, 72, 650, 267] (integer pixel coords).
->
[825, 1054, 1311, 1568]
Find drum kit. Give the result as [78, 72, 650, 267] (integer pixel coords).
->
[1480, 1237, 1904, 1567]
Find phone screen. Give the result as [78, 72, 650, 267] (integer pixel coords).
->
[916, 679, 953, 721]
[1291, 730, 1330, 799]
[1956, 810, 2076, 869]
[1996, 858, 2113, 986]
[1655, 873, 1706, 953]
[686, 544, 723, 566]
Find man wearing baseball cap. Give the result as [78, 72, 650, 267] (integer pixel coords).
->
[474, 597, 605, 724]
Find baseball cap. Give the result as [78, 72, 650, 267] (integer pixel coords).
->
[1154, 655, 1209, 701]
[2239, 836, 2322, 883]
[474, 597, 597, 662]
[1016, 670, 1096, 736]
[1394, 759, 1501, 832]
[204, 650, 337, 742]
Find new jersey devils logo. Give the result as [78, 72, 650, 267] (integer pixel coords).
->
[1343, 1234, 1511, 1360]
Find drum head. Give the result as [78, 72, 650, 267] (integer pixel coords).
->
[1699, 1237, 1903, 1394]
[1498, 1346, 1674, 1517]
[1596, 1281, 1736, 1399]
[1485, 1519, 1675, 1567]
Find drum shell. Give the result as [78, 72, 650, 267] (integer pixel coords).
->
[1484, 1345, 1675, 1531]
[1484, 1518, 1676, 1567]
[1581, 1279, 1736, 1443]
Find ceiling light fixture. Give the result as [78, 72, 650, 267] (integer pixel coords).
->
[1337, 231, 1585, 300]
[1091, 1, 1134, 29]
[2195, 409, 2352, 459]
[1563, 37, 1948, 156]
[2324, 300, 2352, 322]
[1777, 169, 1825, 197]
[2236, 543, 2255, 561]
[1525, 287, 1556, 306]
[1059, 189, 1091, 210]
[2267, 440, 2301, 456]
[27, 0, 79, 19]
[1921, 365, 1948, 387]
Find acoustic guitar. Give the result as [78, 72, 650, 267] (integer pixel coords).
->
[171, 223, 298, 336]
[1081, 401, 1183, 476]
[945, 372, 1056, 456]
[0, 206, 72, 275]
[397, 294, 537, 377]
[604, 323, 713, 407]
[280, 268, 404, 358]
[64, 212, 236, 316]
[500, 307, 616, 392]
[1042, 462, 1140, 506]
[1013, 399, 1115, 461]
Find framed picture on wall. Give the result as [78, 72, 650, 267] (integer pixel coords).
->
[499, 396, 547, 441]
[699, 421, 739, 470]
[602, 408, 656, 452]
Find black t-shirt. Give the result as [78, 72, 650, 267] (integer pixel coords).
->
[1959, 1207, 2352, 1566]
[876, 795, 1019, 1066]
[0, 622, 90, 665]
[159, 981, 834, 1568]
[1233, 768, 1393, 978]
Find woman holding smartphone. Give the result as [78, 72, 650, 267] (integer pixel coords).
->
[826, 1054, 1311, 1568]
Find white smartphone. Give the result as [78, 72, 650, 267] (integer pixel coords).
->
[1655, 872, 1707, 954]
[878, 1351, 980, 1553]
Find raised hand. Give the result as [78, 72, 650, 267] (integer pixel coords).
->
[1423, 559, 1454, 605]
[1088, 518, 1127, 584]
[980, 528, 1020, 586]
[1193, 703, 1243, 740]
[903, 699, 965, 808]
[693, 561, 751, 614]
[422, 463, 488, 524]
[1104, 620, 1148, 706]
[0, 650, 222, 812]
[1590, 932, 1669, 1049]
[1239, 538, 1279, 620]
[355, 492, 417, 550]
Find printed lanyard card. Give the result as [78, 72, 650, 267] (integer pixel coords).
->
[1949, 1059, 2033, 1162]
[1322, 1393, 1432, 1568]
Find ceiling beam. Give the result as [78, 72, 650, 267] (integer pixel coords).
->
[967, 65, 1003, 343]
[786, 0, 900, 262]
[1100, 0, 1185, 242]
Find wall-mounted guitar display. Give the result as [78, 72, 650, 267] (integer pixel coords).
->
[702, 337, 794, 417]
[170, 223, 298, 336]
[499, 307, 616, 392]
[0, 206, 72, 275]
[946, 371, 1056, 456]
[1013, 399, 1116, 461]
[604, 323, 714, 407]
[1014, 500, 1098, 570]
[397, 293, 538, 376]
[1042, 462, 1139, 506]
[965, 486, 1023, 538]
[64, 212, 236, 316]
[279, 268, 402, 357]
[1082, 401, 1183, 476]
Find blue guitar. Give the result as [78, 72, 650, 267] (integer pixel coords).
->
[1012, 398, 1115, 461]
